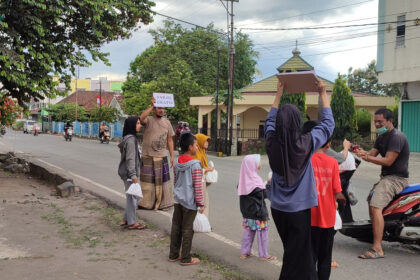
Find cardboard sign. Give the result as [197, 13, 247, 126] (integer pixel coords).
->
[276, 71, 319, 94]
[153, 93, 175, 108]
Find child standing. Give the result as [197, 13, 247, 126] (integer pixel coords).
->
[193, 133, 214, 218]
[238, 154, 276, 261]
[303, 121, 346, 280]
[169, 133, 205, 265]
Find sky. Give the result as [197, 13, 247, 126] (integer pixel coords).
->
[81, 0, 379, 83]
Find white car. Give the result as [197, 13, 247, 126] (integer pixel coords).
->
[23, 120, 36, 134]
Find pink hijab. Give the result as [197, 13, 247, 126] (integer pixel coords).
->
[237, 154, 266, 196]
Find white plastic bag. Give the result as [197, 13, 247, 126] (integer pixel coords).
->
[334, 210, 342, 230]
[347, 183, 358, 206]
[205, 161, 218, 183]
[126, 183, 143, 198]
[193, 213, 211, 233]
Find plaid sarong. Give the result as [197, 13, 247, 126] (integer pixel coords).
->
[139, 155, 173, 210]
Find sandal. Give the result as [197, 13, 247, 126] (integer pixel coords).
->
[168, 255, 181, 262]
[259, 255, 277, 261]
[127, 224, 146, 230]
[358, 248, 384, 259]
[120, 220, 128, 227]
[331, 260, 339, 268]
[180, 257, 200, 266]
[240, 253, 254, 259]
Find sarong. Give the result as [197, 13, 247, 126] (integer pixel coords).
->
[139, 155, 173, 210]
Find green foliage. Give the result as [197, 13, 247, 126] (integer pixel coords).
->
[356, 108, 371, 133]
[345, 60, 402, 97]
[280, 93, 307, 120]
[0, 0, 154, 106]
[12, 120, 24, 131]
[89, 107, 120, 123]
[211, 89, 243, 105]
[387, 96, 400, 128]
[331, 75, 357, 139]
[48, 103, 88, 122]
[122, 20, 259, 124]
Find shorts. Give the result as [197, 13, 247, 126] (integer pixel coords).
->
[367, 176, 408, 209]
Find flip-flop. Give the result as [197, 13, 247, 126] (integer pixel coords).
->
[119, 221, 128, 227]
[259, 255, 277, 261]
[168, 255, 181, 262]
[127, 224, 146, 230]
[180, 257, 200, 266]
[358, 248, 384, 259]
[240, 253, 254, 259]
[331, 260, 339, 268]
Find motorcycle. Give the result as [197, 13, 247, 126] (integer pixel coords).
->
[33, 126, 39, 136]
[339, 183, 420, 245]
[65, 127, 73, 142]
[0, 125, 5, 136]
[100, 128, 110, 144]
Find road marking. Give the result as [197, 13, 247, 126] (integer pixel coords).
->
[38, 163, 282, 268]
[68, 171, 125, 199]
[37, 159, 64, 171]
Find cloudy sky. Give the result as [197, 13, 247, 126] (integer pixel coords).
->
[81, 0, 379, 83]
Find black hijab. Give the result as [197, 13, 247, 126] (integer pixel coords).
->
[266, 104, 313, 187]
[123, 116, 139, 137]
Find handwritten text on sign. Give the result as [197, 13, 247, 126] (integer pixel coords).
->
[153, 93, 175, 108]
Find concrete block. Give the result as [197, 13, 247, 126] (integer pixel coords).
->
[56, 181, 75, 197]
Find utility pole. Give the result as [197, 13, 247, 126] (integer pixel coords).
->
[215, 47, 221, 152]
[227, 0, 238, 156]
[75, 65, 79, 120]
[99, 78, 102, 109]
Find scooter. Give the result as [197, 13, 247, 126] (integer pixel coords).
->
[65, 127, 73, 142]
[33, 126, 39, 136]
[339, 183, 420, 245]
[100, 128, 110, 144]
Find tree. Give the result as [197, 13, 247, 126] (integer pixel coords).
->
[89, 107, 120, 123]
[48, 103, 88, 122]
[122, 20, 259, 123]
[0, 0, 154, 106]
[331, 75, 357, 139]
[345, 60, 402, 97]
[0, 95, 21, 125]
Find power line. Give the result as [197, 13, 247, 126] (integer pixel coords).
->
[154, 11, 227, 36]
[258, 30, 420, 61]
[238, 18, 417, 31]
[236, 0, 374, 27]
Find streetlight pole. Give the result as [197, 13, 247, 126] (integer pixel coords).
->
[227, 0, 237, 156]
[75, 65, 79, 121]
[215, 47, 221, 152]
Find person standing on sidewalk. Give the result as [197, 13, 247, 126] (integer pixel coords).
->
[118, 116, 146, 230]
[139, 98, 175, 211]
[355, 108, 409, 259]
[193, 133, 214, 218]
[265, 80, 335, 280]
[169, 133, 204, 265]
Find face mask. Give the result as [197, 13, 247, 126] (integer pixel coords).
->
[376, 126, 388, 135]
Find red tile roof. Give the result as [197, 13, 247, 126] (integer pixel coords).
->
[58, 91, 122, 111]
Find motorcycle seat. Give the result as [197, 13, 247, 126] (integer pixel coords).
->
[399, 183, 420, 196]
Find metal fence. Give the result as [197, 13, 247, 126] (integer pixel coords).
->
[46, 121, 124, 140]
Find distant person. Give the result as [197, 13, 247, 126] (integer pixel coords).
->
[193, 133, 214, 218]
[238, 154, 276, 261]
[265, 80, 334, 280]
[117, 116, 146, 230]
[99, 121, 109, 138]
[64, 120, 73, 136]
[302, 121, 346, 280]
[139, 97, 175, 211]
[355, 108, 409, 259]
[169, 133, 204, 265]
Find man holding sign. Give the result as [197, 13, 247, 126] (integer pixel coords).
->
[138, 96, 175, 211]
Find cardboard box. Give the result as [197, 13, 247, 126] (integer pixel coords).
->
[276, 71, 319, 94]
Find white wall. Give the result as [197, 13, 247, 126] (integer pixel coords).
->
[378, 0, 420, 84]
[407, 81, 420, 100]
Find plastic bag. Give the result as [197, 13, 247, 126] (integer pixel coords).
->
[193, 213, 211, 233]
[334, 210, 342, 230]
[126, 183, 143, 198]
[347, 183, 358, 206]
[205, 161, 218, 183]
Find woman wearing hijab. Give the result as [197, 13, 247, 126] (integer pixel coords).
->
[117, 116, 146, 230]
[193, 133, 214, 218]
[265, 80, 334, 280]
[238, 154, 276, 261]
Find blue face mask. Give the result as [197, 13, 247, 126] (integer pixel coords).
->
[376, 126, 388, 135]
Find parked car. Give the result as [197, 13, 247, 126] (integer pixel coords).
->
[23, 120, 36, 134]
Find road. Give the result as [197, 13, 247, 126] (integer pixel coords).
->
[1, 130, 419, 280]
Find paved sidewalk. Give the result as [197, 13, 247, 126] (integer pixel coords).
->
[0, 169, 248, 280]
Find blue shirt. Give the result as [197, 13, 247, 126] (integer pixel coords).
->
[265, 107, 335, 212]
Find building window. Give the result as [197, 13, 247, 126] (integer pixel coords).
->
[396, 15, 406, 47]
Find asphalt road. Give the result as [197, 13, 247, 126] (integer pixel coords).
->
[1, 130, 419, 280]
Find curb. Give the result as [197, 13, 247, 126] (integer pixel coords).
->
[1, 152, 279, 280]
